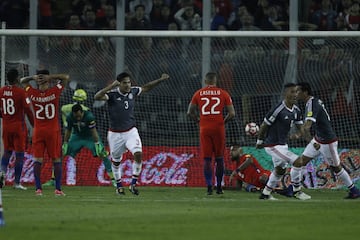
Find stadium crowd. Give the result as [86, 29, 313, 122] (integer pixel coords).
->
[1, 0, 360, 31]
[1, 0, 360, 147]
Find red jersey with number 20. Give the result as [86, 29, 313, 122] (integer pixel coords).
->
[190, 85, 232, 129]
[25, 83, 63, 130]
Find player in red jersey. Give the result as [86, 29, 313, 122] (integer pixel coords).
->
[20, 69, 69, 196]
[187, 72, 235, 195]
[0, 69, 34, 190]
[228, 144, 271, 191]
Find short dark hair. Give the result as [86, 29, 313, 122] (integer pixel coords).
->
[7, 69, 19, 84]
[72, 103, 83, 113]
[36, 69, 50, 75]
[297, 82, 312, 95]
[283, 82, 296, 89]
[116, 72, 130, 82]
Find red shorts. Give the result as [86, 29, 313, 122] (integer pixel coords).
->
[32, 128, 61, 159]
[200, 127, 225, 158]
[2, 127, 26, 152]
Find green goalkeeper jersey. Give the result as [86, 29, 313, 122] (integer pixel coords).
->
[61, 103, 89, 127]
[66, 110, 96, 139]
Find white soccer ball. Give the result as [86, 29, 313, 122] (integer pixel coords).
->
[245, 122, 259, 136]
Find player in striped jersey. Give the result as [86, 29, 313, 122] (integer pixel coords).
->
[295, 82, 360, 199]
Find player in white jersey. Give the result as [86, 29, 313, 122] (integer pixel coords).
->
[295, 82, 360, 199]
[256, 83, 311, 200]
[94, 72, 169, 195]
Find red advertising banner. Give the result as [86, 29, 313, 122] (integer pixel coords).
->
[3, 146, 360, 188]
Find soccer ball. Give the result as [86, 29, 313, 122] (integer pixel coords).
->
[245, 122, 259, 136]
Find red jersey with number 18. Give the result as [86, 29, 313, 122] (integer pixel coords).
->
[25, 83, 63, 130]
[190, 85, 232, 129]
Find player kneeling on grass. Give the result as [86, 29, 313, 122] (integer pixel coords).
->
[228, 144, 271, 192]
[228, 144, 293, 197]
[62, 104, 115, 185]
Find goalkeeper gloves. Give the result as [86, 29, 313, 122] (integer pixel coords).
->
[95, 142, 108, 157]
[62, 142, 68, 156]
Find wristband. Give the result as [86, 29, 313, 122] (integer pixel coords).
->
[256, 139, 263, 145]
[235, 168, 241, 173]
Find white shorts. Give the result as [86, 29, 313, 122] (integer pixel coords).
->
[302, 138, 340, 166]
[264, 144, 299, 168]
[107, 127, 142, 163]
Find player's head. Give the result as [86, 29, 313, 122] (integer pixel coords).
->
[36, 69, 50, 86]
[7, 69, 19, 85]
[296, 82, 312, 101]
[204, 72, 217, 86]
[73, 89, 87, 102]
[283, 82, 298, 105]
[72, 103, 84, 121]
[116, 72, 131, 93]
[230, 144, 243, 161]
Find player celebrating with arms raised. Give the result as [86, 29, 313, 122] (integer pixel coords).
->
[187, 72, 235, 195]
[94, 72, 169, 195]
[21, 70, 69, 196]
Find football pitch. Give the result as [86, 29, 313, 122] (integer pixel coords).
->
[0, 186, 359, 240]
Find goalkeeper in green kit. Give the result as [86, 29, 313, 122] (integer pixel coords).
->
[62, 103, 115, 186]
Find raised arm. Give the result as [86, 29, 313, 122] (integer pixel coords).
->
[50, 74, 70, 86]
[94, 80, 120, 101]
[20, 76, 34, 88]
[141, 73, 169, 93]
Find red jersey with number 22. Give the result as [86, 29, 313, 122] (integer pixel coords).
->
[190, 85, 232, 129]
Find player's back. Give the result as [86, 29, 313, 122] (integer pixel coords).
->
[0, 85, 28, 130]
[25, 84, 63, 130]
[191, 85, 232, 128]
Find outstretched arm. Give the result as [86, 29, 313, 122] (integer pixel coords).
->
[141, 73, 169, 93]
[94, 80, 120, 101]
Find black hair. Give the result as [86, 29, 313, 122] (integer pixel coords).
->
[7, 69, 19, 84]
[36, 69, 50, 75]
[72, 103, 83, 113]
[283, 82, 297, 89]
[297, 82, 313, 95]
[205, 72, 217, 83]
[116, 72, 131, 81]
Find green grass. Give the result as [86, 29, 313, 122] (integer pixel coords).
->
[0, 186, 359, 240]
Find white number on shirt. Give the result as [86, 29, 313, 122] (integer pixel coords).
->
[35, 103, 55, 119]
[201, 97, 221, 115]
[1, 98, 15, 115]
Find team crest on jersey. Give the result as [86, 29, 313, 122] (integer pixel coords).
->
[128, 93, 133, 99]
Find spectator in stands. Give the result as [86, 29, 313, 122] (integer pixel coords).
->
[152, 4, 175, 30]
[227, 4, 249, 30]
[38, 0, 53, 29]
[97, 4, 116, 29]
[0, 0, 29, 29]
[174, 5, 201, 30]
[66, 14, 82, 30]
[128, 0, 153, 16]
[257, 4, 288, 30]
[81, 9, 101, 29]
[344, 1, 360, 30]
[311, 0, 338, 30]
[211, 3, 228, 30]
[126, 4, 152, 30]
[213, 0, 233, 21]
[150, 0, 165, 22]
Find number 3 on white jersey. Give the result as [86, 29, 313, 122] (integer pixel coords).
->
[35, 103, 55, 119]
[201, 97, 220, 115]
